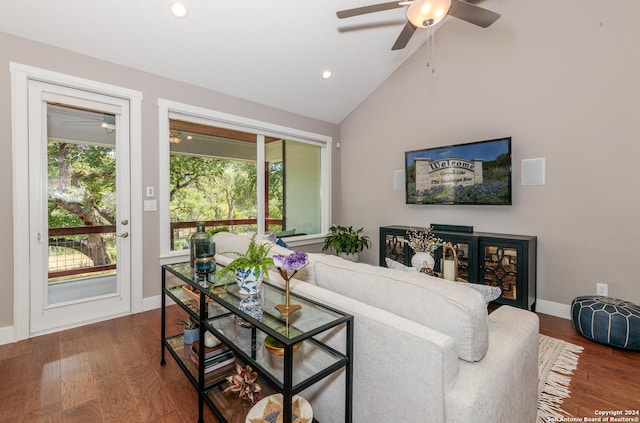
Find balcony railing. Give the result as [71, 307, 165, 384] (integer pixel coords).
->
[48, 219, 285, 279]
[48, 225, 117, 279]
[170, 218, 284, 251]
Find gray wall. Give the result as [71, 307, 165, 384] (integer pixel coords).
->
[0, 31, 340, 328]
[337, 0, 640, 307]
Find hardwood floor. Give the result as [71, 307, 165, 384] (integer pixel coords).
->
[0, 307, 217, 423]
[538, 313, 640, 420]
[0, 309, 638, 422]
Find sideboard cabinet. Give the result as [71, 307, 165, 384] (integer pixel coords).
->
[379, 225, 537, 311]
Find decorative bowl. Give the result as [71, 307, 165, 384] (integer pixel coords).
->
[264, 326, 302, 356]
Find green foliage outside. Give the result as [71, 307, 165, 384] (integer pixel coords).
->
[47, 140, 284, 271]
[169, 154, 284, 249]
[48, 141, 117, 270]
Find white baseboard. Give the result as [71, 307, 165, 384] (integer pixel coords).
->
[536, 300, 571, 320]
[142, 294, 161, 311]
[0, 326, 14, 346]
[142, 294, 175, 312]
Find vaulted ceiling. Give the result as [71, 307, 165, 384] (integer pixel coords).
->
[0, 0, 491, 124]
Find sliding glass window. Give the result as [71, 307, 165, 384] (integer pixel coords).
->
[160, 104, 329, 255]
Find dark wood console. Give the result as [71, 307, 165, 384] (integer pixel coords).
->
[379, 225, 537, 311]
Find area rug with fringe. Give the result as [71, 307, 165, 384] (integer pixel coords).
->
[537, 334, 584, 423]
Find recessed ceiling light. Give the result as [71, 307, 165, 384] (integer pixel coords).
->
[170, 2, 188, 18]
[322, 70, 332, 80]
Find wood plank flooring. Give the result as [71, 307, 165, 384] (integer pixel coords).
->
[538, 313, 640, 420]
[0, 309, 638, 422]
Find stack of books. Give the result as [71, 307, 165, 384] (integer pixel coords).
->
[189, 340, 235, 374]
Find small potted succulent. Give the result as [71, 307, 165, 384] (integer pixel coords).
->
[176, 315, 199, 344]
[322, 225, 370, 262]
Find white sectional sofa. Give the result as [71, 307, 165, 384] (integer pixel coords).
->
[213, 232, 539, 422]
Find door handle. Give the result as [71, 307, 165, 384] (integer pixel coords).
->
[117, 232, 129, 238]
[121, 219, 129, 225]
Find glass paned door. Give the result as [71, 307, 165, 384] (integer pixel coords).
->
[28, 81, 131, 334]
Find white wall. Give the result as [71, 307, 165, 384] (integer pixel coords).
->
[337, 0, 640, 308]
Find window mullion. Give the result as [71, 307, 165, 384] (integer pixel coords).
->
[256, 134, 265, 235]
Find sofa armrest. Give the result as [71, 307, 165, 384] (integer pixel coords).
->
[445, 305, 539, 423]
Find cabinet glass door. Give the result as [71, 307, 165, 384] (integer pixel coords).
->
[432, 231, 479, 282]
[381, 231, 409, 266]
[453, 242, 471, 281]
[480, 244, 519, 301]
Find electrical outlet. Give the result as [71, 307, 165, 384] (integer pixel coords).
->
[596, 283, 608, 297]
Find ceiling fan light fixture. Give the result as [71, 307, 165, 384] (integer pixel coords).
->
[407, 0, 451, 27]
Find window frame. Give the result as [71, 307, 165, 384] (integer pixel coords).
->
[158, 99, 332, 262]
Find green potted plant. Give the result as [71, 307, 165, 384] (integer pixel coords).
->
[215, 233, 274, 295]
[322, 225, 370, 262]
[176, 315, 199, 344]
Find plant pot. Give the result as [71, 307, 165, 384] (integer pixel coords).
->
[264, 337, 302, 356]
[183, 328, 199, 345]
[264, 326, 302, 356]
[235, 267, 264, 295]
[338, 252, 360, 262]
[411, 251, 435, 271]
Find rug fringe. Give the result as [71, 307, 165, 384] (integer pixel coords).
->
[537, 335, 584, 423]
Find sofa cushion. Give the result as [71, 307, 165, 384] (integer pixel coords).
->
[313, 255, 489, 362]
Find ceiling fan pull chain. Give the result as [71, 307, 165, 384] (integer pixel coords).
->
[426, 25, 436, 73]
[426, 26, 431, 68]
[431, 26, 436, 73]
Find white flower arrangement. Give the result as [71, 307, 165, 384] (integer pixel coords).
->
[406, 227, 443, 253]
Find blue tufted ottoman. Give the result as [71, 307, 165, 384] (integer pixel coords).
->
[571, 296, 640, 351]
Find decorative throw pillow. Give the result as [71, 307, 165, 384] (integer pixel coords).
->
[385, 258, 418, 272]
[384, 258, 501, 304]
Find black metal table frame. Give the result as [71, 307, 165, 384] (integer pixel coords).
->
[161, 263, 354, 423]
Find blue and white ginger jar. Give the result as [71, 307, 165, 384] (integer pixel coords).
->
[237, 293, 264, 321]
[236, 267, 264, 295]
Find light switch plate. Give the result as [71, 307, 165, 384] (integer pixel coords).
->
[144, 200, 157, 211]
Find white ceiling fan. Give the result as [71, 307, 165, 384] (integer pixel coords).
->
[337, 0, 501, 50]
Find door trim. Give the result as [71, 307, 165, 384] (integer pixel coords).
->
[10, 63, 143, 341]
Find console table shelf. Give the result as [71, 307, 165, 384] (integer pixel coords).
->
[161, 262, 354, 423]
[379, 225, 537, 310]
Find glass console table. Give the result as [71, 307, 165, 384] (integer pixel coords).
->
[161, 262, 354, 423]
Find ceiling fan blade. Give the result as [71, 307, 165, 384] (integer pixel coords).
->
[448, 0, 500, 28]
[391, 21, 417, 50]
[337, 2, 405, 19]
